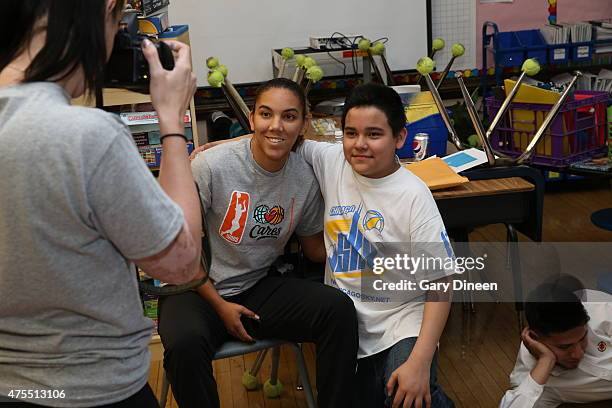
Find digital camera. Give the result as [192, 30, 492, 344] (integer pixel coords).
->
[105, 11, 174, 91]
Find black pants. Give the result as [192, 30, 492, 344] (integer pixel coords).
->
[158, 276, 358, 408]
[6, 384, 158, 408]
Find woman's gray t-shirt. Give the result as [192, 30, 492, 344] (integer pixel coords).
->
[0, 83, 183, 406]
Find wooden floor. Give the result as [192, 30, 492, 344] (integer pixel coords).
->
[148, 178, 612, 408]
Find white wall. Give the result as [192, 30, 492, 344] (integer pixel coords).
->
[169, 0, 429, 85]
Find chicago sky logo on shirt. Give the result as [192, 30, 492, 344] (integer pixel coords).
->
[362, 210, 385, 233]
[219, 191, 250, 244]
[327, 205, 377, 277]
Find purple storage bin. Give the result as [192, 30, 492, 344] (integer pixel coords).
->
[485, 91, 609, 168]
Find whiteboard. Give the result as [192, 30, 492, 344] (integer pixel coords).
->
[169, 0, 430, 86]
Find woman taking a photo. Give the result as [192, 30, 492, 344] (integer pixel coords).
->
[0, 1, 201, 406]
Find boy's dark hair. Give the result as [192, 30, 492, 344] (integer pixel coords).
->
[525, 277, 590, 336]
[254, 77, 307, 150]
[0, 0, 125, 95]
[341, 83, 406, 136]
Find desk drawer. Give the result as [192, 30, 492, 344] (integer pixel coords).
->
[436, 192, 531, 230]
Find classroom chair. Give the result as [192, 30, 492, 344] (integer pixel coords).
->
[158, 338, 317, 408]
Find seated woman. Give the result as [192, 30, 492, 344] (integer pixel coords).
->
[158, 78, 358, 408]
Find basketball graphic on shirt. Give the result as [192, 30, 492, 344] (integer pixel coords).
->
[265, 206, 285, 225]
[253, 205, 270, 224]
[219, 191, 250, 244]
[362, 210, 384, 233]
[253, 204, 285, 225]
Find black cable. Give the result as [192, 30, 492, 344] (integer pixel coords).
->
[321, 32, 347, 75]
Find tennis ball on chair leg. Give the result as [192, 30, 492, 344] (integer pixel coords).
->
[241, 371, 259, 390]
[521, 58, 541, 76]
[416, 57, 435, 75]
[432, 38, 445, 52]
[263, 378, 283, 398]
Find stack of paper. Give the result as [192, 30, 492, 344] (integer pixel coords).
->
[541, 24, 569, 45]
[404, 157, 469, 190]
[593, 21, 612, 53]
[552, 69, 612, 92]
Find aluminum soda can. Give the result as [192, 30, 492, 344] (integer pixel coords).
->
[413, 133, 429, 161]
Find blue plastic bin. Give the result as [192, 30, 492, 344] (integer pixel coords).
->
[571, 41, 594, 61]
[548, 43, 571, 64]
[496, 31, 523, 67]
[496, 29, 548, 67]
[158, 25, 189, 39]
[396, 114, 448, 159]
[516, 30, 548, 64]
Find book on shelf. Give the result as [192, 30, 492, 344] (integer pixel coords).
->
[119, 110, 191, 126]
[126, 0, 169, 17]
[551, 69, 612, 92]
[132, 127, 194, 147]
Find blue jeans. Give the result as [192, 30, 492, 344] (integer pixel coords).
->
[355, 337, 455, 408]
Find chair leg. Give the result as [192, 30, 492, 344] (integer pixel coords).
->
[269, 346, 281, 385]
[288, 343, 317, 408]
[295, 343, 303, 390]
[249, 348, 269, 376]
[159, 372, 170, 408]
[506, 223, 525, 333]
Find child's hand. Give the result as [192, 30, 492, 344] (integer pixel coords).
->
[522, 326, 557, 385]
[386, 356, 432, 408]
[522, 327, 556, 363]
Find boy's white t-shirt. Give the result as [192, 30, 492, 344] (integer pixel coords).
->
[299, 141, 455, 358]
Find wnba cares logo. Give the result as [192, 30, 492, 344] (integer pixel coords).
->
[250, 204, 284, 240]
[253, 205, 285, 225]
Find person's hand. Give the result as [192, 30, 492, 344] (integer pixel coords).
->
[522, 327, 556, 363]
[217, 301, 259, 342]
[386, 356, 432, 408]
[188, 142, 220, 160]
[141, 39, 196, 134]
[522, 326, 556, 385]
[189, 137, 250, 160]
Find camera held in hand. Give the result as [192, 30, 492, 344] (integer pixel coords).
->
[105, 11, 174, 91]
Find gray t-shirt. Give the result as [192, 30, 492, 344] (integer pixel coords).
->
[0, 83, 183, 406]
[192, 138, 323, 296]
